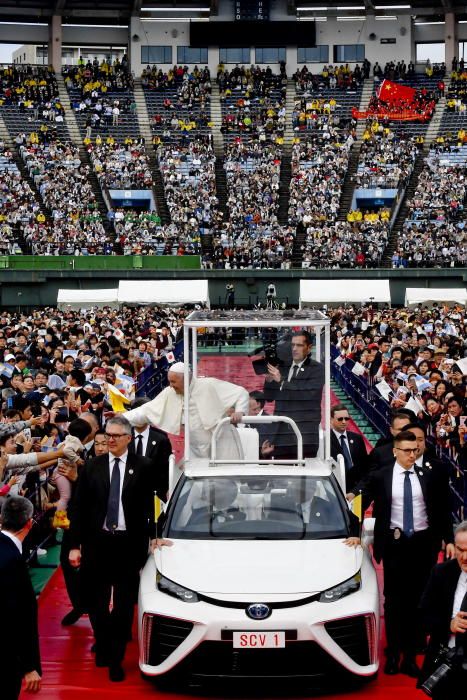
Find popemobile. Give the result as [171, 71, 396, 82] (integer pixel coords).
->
[138, 309, 379, 688]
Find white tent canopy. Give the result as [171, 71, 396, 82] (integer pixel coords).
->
[299, 279, 391, 306]
[405, 287, 467, 307]
[117, 280, 210, 306]
[57, 288, 119, 310]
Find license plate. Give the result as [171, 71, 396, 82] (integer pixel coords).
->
[233, 632, 286, 649]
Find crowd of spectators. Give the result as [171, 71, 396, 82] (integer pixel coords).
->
[0, 305, 188, 539]
[355, 122, 420, 188]
[293, 63, 367, 92]
[157, 137, 220, 236]
[86, 137, 152, 190]
[332, 303, 466, 468]
[17, 134, 110, 255]
[0, 65, 64, 123]
[392, 150, 466, 268]
[218, 65, 286, 140]
[63, 56, 132, 95]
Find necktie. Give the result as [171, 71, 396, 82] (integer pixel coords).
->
[402, 471, 414, 537]
[136, 434, 143, 456]
[106, 458, 121, 531]
[340, 434, 353, 471]
[289, 364, 300, 381]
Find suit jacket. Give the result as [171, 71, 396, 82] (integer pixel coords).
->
[361, 460, 454, 563]
[263, 356, 325, 454]
[419, 558, 465, 680]
[0, 532, 41, 677]
[330, 430, 369, 492]
[69, 452, 157, 568]
[129, 427, 172, 501]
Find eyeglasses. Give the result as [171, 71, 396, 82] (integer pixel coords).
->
[395, 447, 418, 454]
[105, 432, 129, 439]
[335, 417, 350, 422]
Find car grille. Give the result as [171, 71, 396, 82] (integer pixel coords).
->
[324, 616, 370, 666]
[178, 641, 348, 679]
[146, 615, 194, 666]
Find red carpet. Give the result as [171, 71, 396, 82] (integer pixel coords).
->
[27, 356, 424, 699]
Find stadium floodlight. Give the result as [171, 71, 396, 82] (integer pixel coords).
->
[142, 7, 210, 10]
[297, 6, 329, 9]
[374, 4, 411, 8]
[375, 15, 398, 20]
[63, 23, 129, 28]
[413, 20, 444, 24]
[337, 15, 366, 20]
[299, 16, 328, 20]
[336, 5, 366, 9]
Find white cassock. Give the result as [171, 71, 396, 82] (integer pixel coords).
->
[123, 377, 249, 459]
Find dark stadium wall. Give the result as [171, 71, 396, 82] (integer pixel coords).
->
[0, 270, 465, 310]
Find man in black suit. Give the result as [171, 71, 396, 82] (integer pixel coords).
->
[263, 331, 325, 458]
[0, 496, 41, 699]
[127, 397, 172, 501]
[418, 520, 467, 697]
[69, 415, 157, 683]
[330, 403, 369, 495]
[347, 411, 413, 499]
[361, 430, 455, 677]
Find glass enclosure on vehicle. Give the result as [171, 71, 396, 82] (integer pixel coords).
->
[166, 475, 351, 539]
[180, 309, 331, 467]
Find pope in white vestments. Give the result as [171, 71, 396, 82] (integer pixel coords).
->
[123, 362, 249, 459]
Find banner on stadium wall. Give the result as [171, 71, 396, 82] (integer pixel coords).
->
[351, 107, 431, 121]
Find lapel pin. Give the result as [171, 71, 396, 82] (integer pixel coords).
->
[128, 469, 134, 475]
[152, 441, 156, 445]
[316, 512, 320, 517]
[418, 470, 424, 476]
[350, 439, 354, 444]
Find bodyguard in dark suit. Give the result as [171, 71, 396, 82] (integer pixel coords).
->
[69, 415, 158, 683]
[418, 520, 467, 697]
[0, 496, 41, 699]
[127, 397, 171, 501]
[263, 331, 325, 458]
[330, 404, 369, 494]
[361, 430, 454, 677]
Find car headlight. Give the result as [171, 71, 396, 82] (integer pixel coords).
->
[156, 571, 199, 603]
[319, 571, 361, 603]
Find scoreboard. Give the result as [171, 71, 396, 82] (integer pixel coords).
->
[235, 0, 270, 21]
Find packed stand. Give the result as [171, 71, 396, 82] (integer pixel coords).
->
[331, 303, 466, 470]
[86, 136, 153, 190]
[18, 134, 110, 255]
[207, 224, 294, 269]
[143, 65, 212, 143]
[0, 143, 43, 254]
[393, 149, 467, 268]
[439, 61, 467, 140]
[157, 138, 219, 241]
[218, 65, 286, 142]
[355, 121, 420, 188]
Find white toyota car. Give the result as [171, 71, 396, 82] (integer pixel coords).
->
[138, 464, 379, 686]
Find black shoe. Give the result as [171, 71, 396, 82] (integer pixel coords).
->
[384, 655, 400, 675]
[109, 664, 125, 682]
[95, 654, 110, 668]
[61, 609, 82, 626]
[90, 643, 96, 653]
[400, 657, 420, 678]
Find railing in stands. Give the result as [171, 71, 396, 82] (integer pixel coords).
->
[331, 346, 466, 522]
[136, 339, 184, 400]
[24, 472, 56, 568]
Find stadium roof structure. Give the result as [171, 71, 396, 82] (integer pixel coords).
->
[0, 0, 465, 24]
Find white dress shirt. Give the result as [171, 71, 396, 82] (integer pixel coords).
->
[1, 529, 22, 553]
[104, 450, 128, 531]
[134, 425, 150, 455]
[390, 463, 428, 531]
[449, 570, 467, 647]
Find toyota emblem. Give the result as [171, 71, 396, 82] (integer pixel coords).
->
[246, 603, 271, 620]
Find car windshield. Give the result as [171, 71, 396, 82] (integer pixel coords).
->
[166, 475, 350, 540]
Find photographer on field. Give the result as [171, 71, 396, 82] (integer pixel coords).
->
[418, 520, 467, 697]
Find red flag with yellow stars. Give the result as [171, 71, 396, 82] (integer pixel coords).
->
[377, 79, 416, 105]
